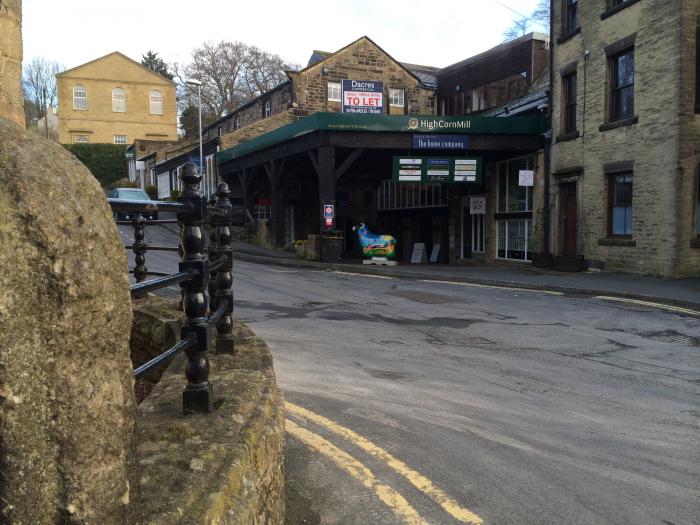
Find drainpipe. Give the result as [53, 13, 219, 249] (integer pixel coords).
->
[542, 6, 554, 261]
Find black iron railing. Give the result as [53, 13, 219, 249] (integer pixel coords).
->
[108, 162, 234, 414]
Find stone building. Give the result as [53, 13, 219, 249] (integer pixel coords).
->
[153, 35, 438, 205]
[0, 0, 24, 127]
[152, 34, 549, 264]
[56, 52, 177, 144]
[206, 36, 437, 138]
[211, 35, 547, 260]
[550, 0, 699, 277]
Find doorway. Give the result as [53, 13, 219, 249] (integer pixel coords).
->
[462, 206, 472, 258]
[560, 182, 577, 257]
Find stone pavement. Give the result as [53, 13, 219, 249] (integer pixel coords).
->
[231, 242, 700, 309]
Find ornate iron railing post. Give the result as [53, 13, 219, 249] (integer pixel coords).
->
[132, 214, 148, 285]
[213, 182, 234, 355]
[177, 162, 212, 414]
[208, 209, 217, 309]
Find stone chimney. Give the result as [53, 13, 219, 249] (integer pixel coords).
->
[0, 0, 24, 127]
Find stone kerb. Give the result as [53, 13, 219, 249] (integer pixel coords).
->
[132, 298, 285, 525]
[0, 117, 135, 523]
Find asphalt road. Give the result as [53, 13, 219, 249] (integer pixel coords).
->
[121, 223, 700, 525]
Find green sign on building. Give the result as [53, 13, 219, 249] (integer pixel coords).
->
[392, 156, 483, 183]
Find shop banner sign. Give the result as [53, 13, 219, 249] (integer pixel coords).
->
[392, 156, 483, 183]
[412, 134, 469, 150]
[342, 80, 383, 114]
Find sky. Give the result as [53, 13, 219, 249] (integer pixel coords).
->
[23, 0, 546, 72]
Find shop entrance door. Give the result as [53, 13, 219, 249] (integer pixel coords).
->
[462, 206, 472, 258]
[561, 183, 577, 257]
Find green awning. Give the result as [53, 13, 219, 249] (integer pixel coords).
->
[217, 112, 547, 165]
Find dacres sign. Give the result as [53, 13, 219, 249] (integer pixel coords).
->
[342, 80, 383, 115]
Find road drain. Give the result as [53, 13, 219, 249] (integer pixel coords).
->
[641, 330, 700, 347]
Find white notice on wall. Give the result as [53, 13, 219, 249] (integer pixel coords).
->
[470, 196, 486, 215]
[410, 243, 427, 264]
[518, 170, 534, 186]
[157, 173, 170, 199]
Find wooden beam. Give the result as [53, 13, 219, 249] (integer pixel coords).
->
[334, 148, 363, 181]
[307, 150, 320, 177]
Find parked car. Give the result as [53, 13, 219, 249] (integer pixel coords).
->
[109, 188, 158, 220]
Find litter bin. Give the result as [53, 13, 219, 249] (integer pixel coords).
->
[321, 231, 344, 262]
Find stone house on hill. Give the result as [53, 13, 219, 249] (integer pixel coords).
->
[56, 52, 178, 145]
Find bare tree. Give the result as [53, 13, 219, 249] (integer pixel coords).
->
[173, 40, 298, 132]
[174, 41, 249, 120]
[242, 46, 293, 97]
[503, 0, 550, 42]
[503, 17, 530, 42]
[531, 0, 551, 33]
[22, 57, 64, 132]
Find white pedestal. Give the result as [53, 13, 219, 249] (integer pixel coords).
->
[363, 257, 398, 266]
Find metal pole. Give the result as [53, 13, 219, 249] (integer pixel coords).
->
[43, 87, 48, 139]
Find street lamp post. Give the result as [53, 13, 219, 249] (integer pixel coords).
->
[186, 79, 204, 182]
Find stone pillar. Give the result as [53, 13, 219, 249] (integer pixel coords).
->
[0, 0, 25, 127]
[0, 118, 135, 522]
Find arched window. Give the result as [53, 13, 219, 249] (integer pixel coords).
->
[73, 85, 87, 110]
[112, 88, 126, 112]
[150, 90, 163, 115]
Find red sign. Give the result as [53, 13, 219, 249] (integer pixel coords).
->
[325, 218, 333, 226]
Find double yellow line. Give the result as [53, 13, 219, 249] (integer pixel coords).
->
[286, 402, 483, 525]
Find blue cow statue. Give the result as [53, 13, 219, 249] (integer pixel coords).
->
[352, 223, 397, 259]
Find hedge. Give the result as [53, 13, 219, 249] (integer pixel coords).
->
[63, 143, 128, 187]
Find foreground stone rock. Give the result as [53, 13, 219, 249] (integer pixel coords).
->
[0, 118, 135, 523]
[133, 297, 285, 524]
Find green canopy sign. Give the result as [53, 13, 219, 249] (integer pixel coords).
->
[218, 112, 546, 165]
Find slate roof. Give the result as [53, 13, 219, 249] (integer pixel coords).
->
[307, 50, 331, 67]
[400, 62, 439, 89]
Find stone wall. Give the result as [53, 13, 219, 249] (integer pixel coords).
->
[222, 83, 294, 133]
[551, 0, 699, 276]
[219, 108, 298, 150]
[132, 298, 285, 525]
[288, 37, 435, 116]
[0, 0, 24, 127]
[675, 1, 700, 275]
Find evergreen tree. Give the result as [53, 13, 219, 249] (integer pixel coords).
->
[141, 51, 173, 80]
